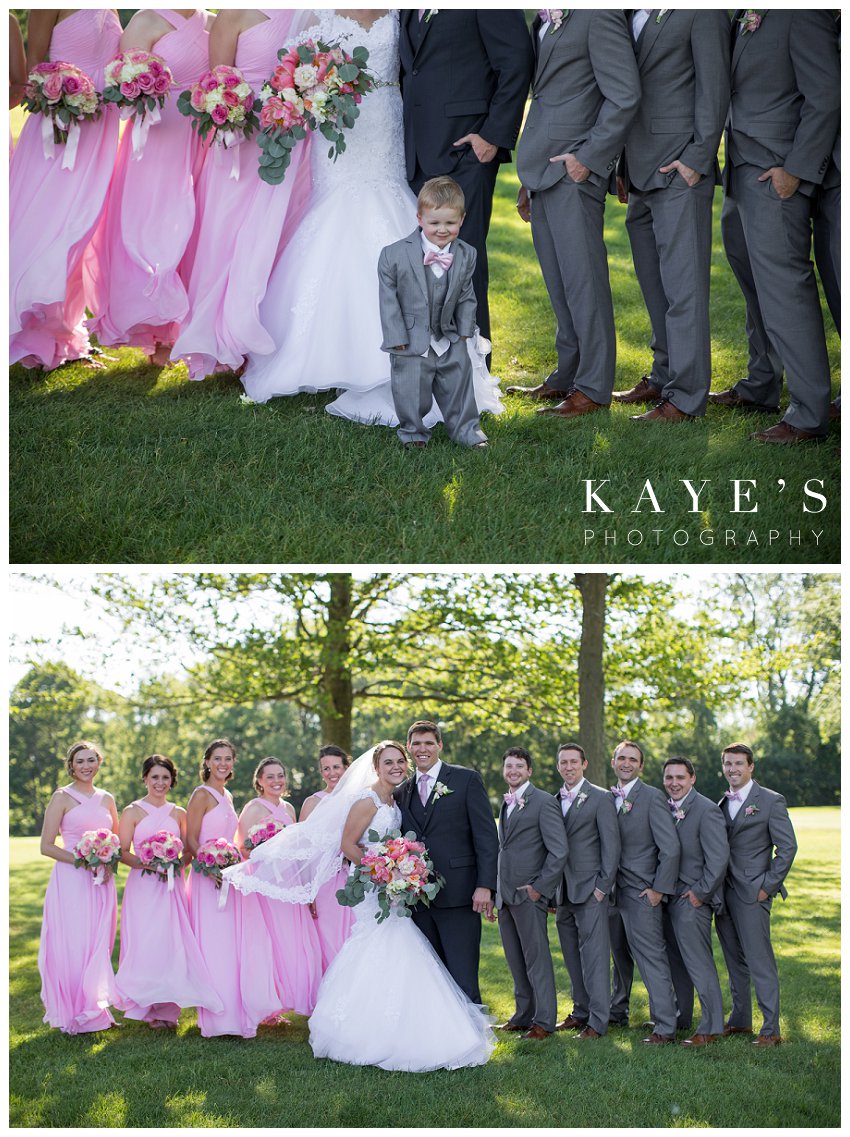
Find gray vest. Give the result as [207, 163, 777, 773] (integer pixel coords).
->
[425, 265, 449, 335]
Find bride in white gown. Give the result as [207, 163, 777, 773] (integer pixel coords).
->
[239, 9, 503, 427]
[224, 741, 495, 1072]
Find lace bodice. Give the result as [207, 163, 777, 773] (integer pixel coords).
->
[357, 789, 402, 846]
[299, 11, 407, 194]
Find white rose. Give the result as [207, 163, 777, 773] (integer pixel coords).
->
[293, 63, 319, 90]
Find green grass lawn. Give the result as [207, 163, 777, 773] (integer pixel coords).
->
[9, 141, 840, 564]
[9, 807, 839, 1128]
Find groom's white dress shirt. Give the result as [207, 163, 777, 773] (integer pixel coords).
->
[417, 759, 443, 800]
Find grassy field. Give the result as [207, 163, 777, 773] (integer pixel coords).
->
[9, 110, 840, 564]
[9, 807, 839, 1128]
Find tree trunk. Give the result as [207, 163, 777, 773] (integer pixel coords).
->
[575, 573, 608, 785]
[318, 574, 354, 751]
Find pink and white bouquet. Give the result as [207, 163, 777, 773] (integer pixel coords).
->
[337, 829, 443, 923]
[73, 828, 121, 885]
[177, 65, 260, 178]
[192, 837, 242, 888]
[137, 829, 184, 891]
[21, 61, 101, 168]
[103, 50, 173, 158]
[255, 39, 375, 185]
[243, 818, 285, 852]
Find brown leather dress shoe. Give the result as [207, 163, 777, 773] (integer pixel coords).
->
[708, 387, 778, 413]
[537, 389, 609, 418]
[612, 374, 661, 405]
[521, 1024, 552, 1040]
[577, 1027, 602, 1040]
[752, 1034, 782, 1047]
[641, 1032, 675, 1045]
[681, 1033, 720, 1047]
[504, 381, 566, 401]
[750, 421, 823, 444]
[403, 441, 427, 450]
[631, 400, 695, 423]
[497, 1021, 527, 1031]
[829, 399, 840, 421]
[555, 1015, 587, 1031]
[722, 1025, 753, 1036]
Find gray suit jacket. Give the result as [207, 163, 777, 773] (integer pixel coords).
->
[726, 10, 840, 193]
[719, 780, 797, 903]
[496, 783, 567, 909]
[516, 10, 640, 193]
[554, 780, 620, 906]
[377, 230, 477, 357]
[669, 789, 729, 912]
[614, 778, 680, 897]
[622, 9, 730, 192]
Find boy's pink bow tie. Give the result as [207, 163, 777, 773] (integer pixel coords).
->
[424, 250, 453, 270]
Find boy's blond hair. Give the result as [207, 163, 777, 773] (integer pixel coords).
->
[417, 176, 465, 215]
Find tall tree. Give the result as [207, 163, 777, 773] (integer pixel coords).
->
[575, 573, 608, 784]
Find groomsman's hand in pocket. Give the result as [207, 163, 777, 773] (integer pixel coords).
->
[616, 176, 629, 205]
[516, 185, 531, 223]
[659, 158, 703, 187]
[757, 166, 800, 200]
[639, 887, 663, 907]
[518, 884, 542, 903]
[452, 133, 498, 163]
[550, 152, 590, 183]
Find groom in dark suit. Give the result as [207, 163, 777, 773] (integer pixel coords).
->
[399, 10, 534, 344]
[395, 720, 498, 1003]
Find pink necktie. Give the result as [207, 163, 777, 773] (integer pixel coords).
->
[418, 8, 426, 20]
[418, 774, 431, 805]
[424, 250, 453, 271]
[503, 791, 517, 807]
[725, 790, 741, 802]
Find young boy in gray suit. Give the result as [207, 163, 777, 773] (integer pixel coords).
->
[377, 177, 488, 449]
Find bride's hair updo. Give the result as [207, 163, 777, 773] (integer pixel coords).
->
[371, 740, 409, 771]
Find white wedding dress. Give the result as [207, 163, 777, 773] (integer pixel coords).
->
[307, 790, 496, 1071]
[240, 10, 503, 426]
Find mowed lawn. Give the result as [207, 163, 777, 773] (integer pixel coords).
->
[8, 111, 840, 564]
[9, 808, 839, 1128]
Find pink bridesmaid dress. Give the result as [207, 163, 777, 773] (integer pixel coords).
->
[171, 9, 312, 380]
[84, 10, 211, 356]
[38, 786, 118, 1033]
[9, 9, 121, 369]
[308, 789, 355, 971]
[114, 800, 224, 1026]
[241, 800, 323, 1015]
[186, 786, 279, 1037]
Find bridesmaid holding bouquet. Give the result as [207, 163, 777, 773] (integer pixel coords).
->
[185, 739, 278, 1037]
[170, 8, 313, 380]
[299, 746, 355, 970]
[38, 741, 119, 1034]
[84, 9, 213, 365]
[114, 754, 223, 1030]
[10, 9, 121, 370]
[237, 758, 322, 1016]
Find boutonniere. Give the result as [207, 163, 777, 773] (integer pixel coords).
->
[574, 791, 588, 811]
[424, 8, 438, 22]
[432, 781, 452, 801]
[673, 808, 686, 824]
[738, 10, 766, 35]
[744, 804, 760, 816]
[540, 9, 567, 33]
[655, 9, 669, 22]
[621, 800, 633, 814]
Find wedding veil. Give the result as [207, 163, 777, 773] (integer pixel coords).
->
[223, 745, 380, 903]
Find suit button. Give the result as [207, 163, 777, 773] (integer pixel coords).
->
[412, 68, 418, 76]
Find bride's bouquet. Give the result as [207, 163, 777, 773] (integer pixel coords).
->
[337, 829, 444, 923]
[22, 62, 101, 168]
[102, 50, 173, 158]
[255, 39, 375, 185]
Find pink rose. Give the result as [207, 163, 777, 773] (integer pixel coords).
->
[97, 848, 114, 862]
[223, 73, 241, 90]
[190, 87, 206, 111]
[199, 72, 219, 94]
[120, 80, 140, 100]
[139, 846, 154, 864]
[165, 846, 178, 860]
[62, 75, 82, 95]
[148, 59, 164, 78]
[222, 89, 240, 108]
[154, 74, 170, 95]
[35, 61, 62, 74]
[136, 72, 155, 93]
[214, 851, 228, 867]
[42, 74, 63, 101]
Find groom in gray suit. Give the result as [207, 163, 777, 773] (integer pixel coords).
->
[552, 743, 620, 1040]
[710, 11, 840, 443]
[496, 747, 567, 1040]
[714, 743, 797, 1045]
[510, 10, 640, 419]
[610, 739, 680, 1044]
[661, 757, 729, 1047]
[613, 10, 730, 422]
